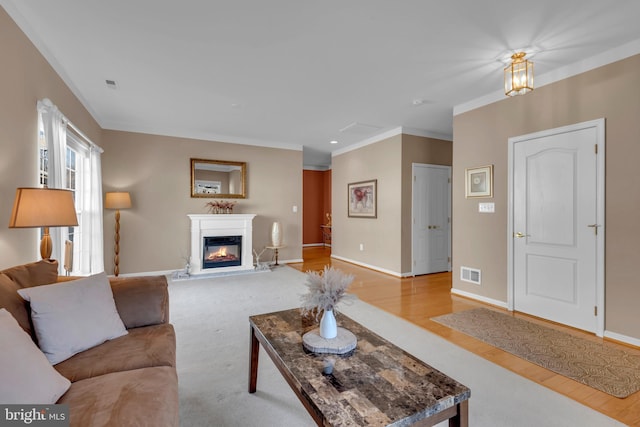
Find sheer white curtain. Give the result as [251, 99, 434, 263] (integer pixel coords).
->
[37, 98, 67, 264]
[84, 145, 105, 274]
[37, 98, 105, 274]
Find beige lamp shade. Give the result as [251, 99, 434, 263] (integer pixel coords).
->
[9, 188, 78, 228]
[105, 192, 132, 210]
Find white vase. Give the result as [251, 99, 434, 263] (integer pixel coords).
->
[271, 221, 282, 246]
[320, 309, 337, 339]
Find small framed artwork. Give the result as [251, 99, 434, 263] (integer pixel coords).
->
[348, 179, 377, 218]
[465, 165, 493, 198]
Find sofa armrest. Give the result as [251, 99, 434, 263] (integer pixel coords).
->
[109, 276, 170, 329]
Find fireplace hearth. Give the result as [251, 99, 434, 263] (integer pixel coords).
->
[203, 235, 242, 269]
[188, 214, 256, 275]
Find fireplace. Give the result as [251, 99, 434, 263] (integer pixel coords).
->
[203, 235, 242, 269]
[188, 214, 256, 275]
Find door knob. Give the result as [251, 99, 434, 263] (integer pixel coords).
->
[514, 232, 530, 238]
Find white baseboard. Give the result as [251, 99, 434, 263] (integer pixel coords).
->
[302, 243, 325, 247]
[604, 330, 640, 348]
[330, 255, 413, 277]
[450, 288, 509, 309]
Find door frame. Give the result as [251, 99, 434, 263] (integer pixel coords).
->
[507, 118, 605, 337]
[411, 163, 452, 276]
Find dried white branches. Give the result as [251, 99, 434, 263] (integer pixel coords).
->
[301, 266, 355, 319]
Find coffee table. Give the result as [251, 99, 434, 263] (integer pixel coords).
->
[249, 308, 470, 426]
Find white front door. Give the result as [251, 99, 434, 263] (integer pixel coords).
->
[412, 164, 451, 275]
[509, 119, 605, 335]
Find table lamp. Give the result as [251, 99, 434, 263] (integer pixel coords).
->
[105, 192, 132, 277]
[9, 187, 78, 260]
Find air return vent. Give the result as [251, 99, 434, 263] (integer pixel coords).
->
[460, 266, 481, 285]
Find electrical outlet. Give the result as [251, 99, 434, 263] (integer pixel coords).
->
[292, 205, 298, 213]
[359, 243, 364, 251]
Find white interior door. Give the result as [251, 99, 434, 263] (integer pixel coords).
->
[412, 164, 451, 275]
[509, 119, 605, 334]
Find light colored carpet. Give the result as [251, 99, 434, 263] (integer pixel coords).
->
[169, 267, 624, 427]
[432, 308, 640, 398]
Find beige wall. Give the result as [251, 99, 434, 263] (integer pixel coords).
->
[0, 7, 102, 268]
[332, 133, 452, 275]
[453, 54, 640, 339]
[101, 130, 303, 274]
[332, 135, 402, 273]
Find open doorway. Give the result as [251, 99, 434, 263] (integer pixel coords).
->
[302, 169, 332, 249]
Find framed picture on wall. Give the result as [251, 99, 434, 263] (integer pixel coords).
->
[348, 179, 377, 218]
[465, 165, 493, 198]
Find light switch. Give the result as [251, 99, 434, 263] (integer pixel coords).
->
[292, 205, 298, 213]
[478, 202, 495, 213]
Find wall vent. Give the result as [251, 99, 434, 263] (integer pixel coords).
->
[460, 266, 481, 285]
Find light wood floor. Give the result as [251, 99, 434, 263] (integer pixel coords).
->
[289, 246, 640, 426]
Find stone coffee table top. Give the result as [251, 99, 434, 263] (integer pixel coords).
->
[249, 308, 470, 426]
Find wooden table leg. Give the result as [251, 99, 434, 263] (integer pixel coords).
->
[248, 325, 260, 393]
[449, 400, 469, 427]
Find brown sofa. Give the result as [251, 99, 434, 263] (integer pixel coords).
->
[0, 259, 178, 426]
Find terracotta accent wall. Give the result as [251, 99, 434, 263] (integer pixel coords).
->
[332, 133, 452, 276]
[303, 170, 325, 244]
[453, 54, 640, 339]
[101, 130, 303, 274]
[0, 7, 102, 268]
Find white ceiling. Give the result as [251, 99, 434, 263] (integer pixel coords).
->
[4, 1, 640, 167]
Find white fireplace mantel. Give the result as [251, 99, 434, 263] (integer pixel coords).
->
[188, 214, 256, 275]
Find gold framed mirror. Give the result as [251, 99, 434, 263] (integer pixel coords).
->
[190, 158, 246, 198]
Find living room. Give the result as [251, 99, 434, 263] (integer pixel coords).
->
[3, 2, 640, 346]
[2, 2, 640, 426]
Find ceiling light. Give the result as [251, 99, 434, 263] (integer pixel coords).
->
[330, 140, 338, 144]
[504, 52, 533, 97]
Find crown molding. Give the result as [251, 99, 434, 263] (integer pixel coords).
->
[332, 126, 453, 158]
[331, 127, 403, 157]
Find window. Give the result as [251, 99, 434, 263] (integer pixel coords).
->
[37, 103, 104, 275]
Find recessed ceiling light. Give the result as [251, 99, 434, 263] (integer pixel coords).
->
[330, 140, 338, 144]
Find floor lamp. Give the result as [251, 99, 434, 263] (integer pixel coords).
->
[105, 192, 131, 277]
[9, 188, 78, 260]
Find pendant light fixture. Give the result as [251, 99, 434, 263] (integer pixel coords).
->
[504, 52, 534, 96]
